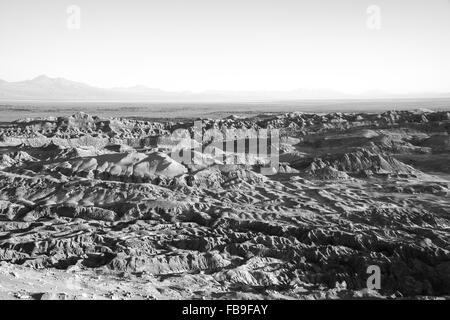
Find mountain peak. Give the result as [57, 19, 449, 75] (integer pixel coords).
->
[26, 75, 95, 90]
[33, 74, 51, 80]
[31, 74, 68, 82]
[28, 75, 61, 85]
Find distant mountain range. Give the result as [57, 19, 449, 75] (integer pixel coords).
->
[0, 75, 449, 102]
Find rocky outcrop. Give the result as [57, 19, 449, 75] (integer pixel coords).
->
[306, 148, 421, 176]
[0, 110, 449, 299]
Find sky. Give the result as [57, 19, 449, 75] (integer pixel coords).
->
[0, 0, 449, 94]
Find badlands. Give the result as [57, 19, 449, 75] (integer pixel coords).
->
[0, 109, 449, 299]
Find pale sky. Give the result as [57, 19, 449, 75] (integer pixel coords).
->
[0, 0, 449, 94]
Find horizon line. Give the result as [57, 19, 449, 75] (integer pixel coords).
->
[2, 74, 450, 98]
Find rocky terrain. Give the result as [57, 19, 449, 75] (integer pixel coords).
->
[0, 109, 449, 300]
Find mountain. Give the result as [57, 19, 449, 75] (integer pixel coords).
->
[0, 75, 185, 101]
[0, 75, 353, 102]
[0, 75, 112, 101]
[0, 75, 449, 102]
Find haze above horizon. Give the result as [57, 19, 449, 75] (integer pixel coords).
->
[1, 0, 450, 95]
